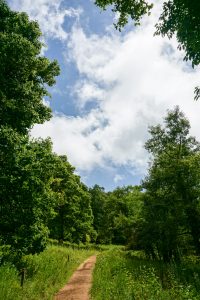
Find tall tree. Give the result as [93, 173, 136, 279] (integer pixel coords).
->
[89, 185, 108, 243]
[105, 186, 143, 245]
[0, 0, 60, 256]
[0, 0, 60, 133]
[49, 157, 95, 244]
[90, 185, 143, 245]
[0, 133, 59, 255]
[140, 107, 200, 261]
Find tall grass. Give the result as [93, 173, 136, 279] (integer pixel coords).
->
[48, 239, 123, 252]
[91, 249, 200, 300]
[0, 245, 95, 300]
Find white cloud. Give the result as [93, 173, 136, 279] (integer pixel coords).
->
[114, 174, 124, 183]
[67, 26, 121, 83]
[74, 80, 105, 108]
[32, 111, 106, 170]
[31, 2, 200, 177]
[9, 0, 81, 41]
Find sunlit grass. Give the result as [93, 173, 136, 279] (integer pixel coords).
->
[0, 245, 95, 300]
[91, 249, 200, 300]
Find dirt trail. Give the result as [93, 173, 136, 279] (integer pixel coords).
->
[54, 255, 96, 300]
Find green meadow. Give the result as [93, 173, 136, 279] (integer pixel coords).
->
[91, 249, 200, 300]
[0, 245, 95, 300]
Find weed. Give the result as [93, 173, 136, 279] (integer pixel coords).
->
[91, 249, 200, 300]
[0, 245, 95, 300]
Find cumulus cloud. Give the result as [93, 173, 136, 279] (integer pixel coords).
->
[31, 2, 200, 177]
[8, 0, 81, 41]
[114, 174, 124, 183]
[74, 80, 106, 108]
[32, 111, 106, 170]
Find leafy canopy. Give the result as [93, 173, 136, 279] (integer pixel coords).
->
[0, 0, 60, 133]
[95, 0, 153, 29]
[0, 131, 59, 255]
[89, 185, 143, 245]
[0, 0, 61, 256]
[140, 107, 200, 261]
[49, 159, 95, 244]
[95, 0, 200, 99]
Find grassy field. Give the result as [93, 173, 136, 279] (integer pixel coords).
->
[2, 245, 200, 300]
[91, 249, 200, 300]
[0, 245, 95, 300]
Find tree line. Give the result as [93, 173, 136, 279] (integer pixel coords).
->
[0, 0, 94, 258]
[1, 0, 200, 264]
[90, 108, 200, 262]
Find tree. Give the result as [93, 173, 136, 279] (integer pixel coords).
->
[94, 0, 200, 99]
[0, 132, 59, 255]
[140, 107, 200, 261]
[155, 1, 200, 68]
[49, 157, 95, 244]
[106, 186, 143, 245]
[89, 185, 143, 245]
[0, 0, 60, 134]
[89, 185, 108, 243]
[94, 0, 153, 29]
[0, 0, 60, 256]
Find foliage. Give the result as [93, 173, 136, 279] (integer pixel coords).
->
[0, 0, 60, 134]
[89, 185, 109, 243]
[49, 159, 95, 244]
[0, 0, 61, 256]
[94, 0, 153, 30]
[0, 130, 60, 256]
[91, 249, 200, 300]
[139, 107, 200, 261]
[0, 126, 95, 255]
[89, 185, 143, 245]
[94, 0, 200, 99]
[0, 245, 95, 300]
[2, 0, 200, 271]
[155, 1, 200, 67]
[106, 186, 143, 245]
[155, 0, 200, 99]
[48, 238, 119, 251]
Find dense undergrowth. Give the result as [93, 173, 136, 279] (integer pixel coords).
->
[91, 249, 200, 300]
[0, 245, 95, 300]
[48, 238, 115, 251]
[2, 245, 200, 300]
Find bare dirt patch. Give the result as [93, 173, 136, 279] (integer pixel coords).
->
[54, 255, 96, 300]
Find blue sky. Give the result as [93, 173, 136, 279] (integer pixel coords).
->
[8, 0, 200, 190]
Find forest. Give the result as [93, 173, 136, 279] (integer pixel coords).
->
[1, 0, 200, 299]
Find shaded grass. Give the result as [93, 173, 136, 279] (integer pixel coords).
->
[0, 245, 95, 300]
[91, 249, 200, 300]
[48, 239, 124, 252]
